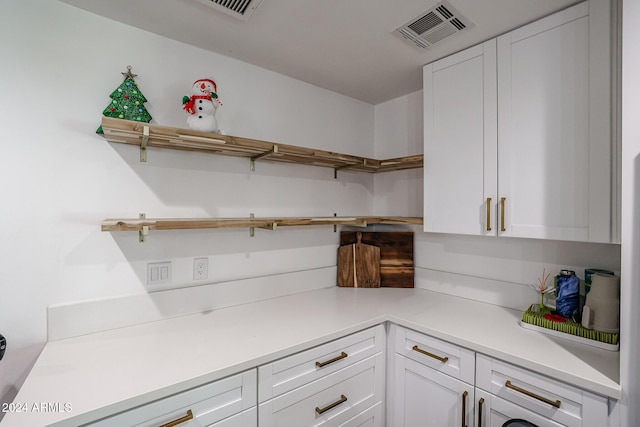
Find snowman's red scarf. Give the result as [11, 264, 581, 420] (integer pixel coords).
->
[183, 95, 212, 115]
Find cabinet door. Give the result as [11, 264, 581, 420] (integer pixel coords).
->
[475, 388, 564, 427]
[497, 1, 614, 242]
[393, 354, 473, 427]
[424, 39, 498, 236]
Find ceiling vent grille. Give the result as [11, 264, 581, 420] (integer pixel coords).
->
[394, 1, 473, 50]
[192, 0, 265, 20]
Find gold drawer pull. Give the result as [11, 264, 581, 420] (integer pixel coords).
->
[500, 197, 506, 232]
[412, 345, 449, 363]
[159, 409, 193, 427]
[505, 380, 561, 408]
[478, 398, 485, 427]
[315, 394, 348, 415]
[461, 390, 468, 427]
[316, 352, 348, 368]
[486, 197, 492, 231]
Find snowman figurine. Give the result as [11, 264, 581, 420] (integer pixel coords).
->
[182, 78, 222, 132]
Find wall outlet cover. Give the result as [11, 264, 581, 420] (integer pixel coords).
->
[193, 257, 209, 280]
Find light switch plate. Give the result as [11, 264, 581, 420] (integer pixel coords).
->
[147, 261, 171, 286]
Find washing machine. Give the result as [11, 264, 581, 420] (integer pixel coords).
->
[503, 420, 539, 427]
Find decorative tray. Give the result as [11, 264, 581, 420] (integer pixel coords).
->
[520, 304, 619, 352]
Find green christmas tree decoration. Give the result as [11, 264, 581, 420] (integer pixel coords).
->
[96, 66, 152, 134]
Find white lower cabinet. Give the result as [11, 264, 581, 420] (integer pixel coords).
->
[85, 324, 614, 427]
[258, 325, 385, 427]
[258, 353, 384, 427]
[476, 355, 609, 427]
[258, 325, 385, 402]
[211, 408, 258, 427]
[475, 388, 564, 427]
[393, 354, 473, 426]
[88, 369, 257, 427]
[390, 326, 613, 427]
[390, 325, 475, 427]
[338, 401, 383, 427]
[393, 324, 475, 385]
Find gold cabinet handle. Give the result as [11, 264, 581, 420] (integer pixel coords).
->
[159, 409, 193, 427]
[505, 380, 561, 408]
[461, 390, 468, 427]
[315, 394, 347, 414]
[478, 398, 485, 427]
[486, 198, 492, 231]
[412, 345, 449, 363]
[500, 197, 506, 232]
[315, 351, 348, 368]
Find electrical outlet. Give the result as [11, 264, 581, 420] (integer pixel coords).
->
[147, 262, 171, 286]
[193, 257, 209, 280]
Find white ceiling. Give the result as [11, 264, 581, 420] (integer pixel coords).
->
[59, 0, 580, 105]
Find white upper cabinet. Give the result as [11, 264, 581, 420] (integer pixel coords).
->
[424, 40, 498, 236]
[424, 0, 617, 243]
[497, 1, 615, 242]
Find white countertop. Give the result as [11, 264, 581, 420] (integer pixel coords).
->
[2, 287, 621, 426]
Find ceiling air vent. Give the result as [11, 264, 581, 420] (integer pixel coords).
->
[192, 0, 265, 20]
[394, 1, 474, 50]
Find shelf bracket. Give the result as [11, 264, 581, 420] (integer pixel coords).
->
[249, 213, 277, 237]
[334, 213, 337, 232]
[250, 145, 278, 172]
[140, 126, 149, 162]
[138, 213, 148, 242]
[334, 159, 366, 179]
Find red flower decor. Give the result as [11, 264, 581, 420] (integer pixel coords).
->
[543, 313, 567, 323]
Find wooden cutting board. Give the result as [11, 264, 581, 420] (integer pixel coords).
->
[340, 231, 414, 288]
[337, 232, 381, 287]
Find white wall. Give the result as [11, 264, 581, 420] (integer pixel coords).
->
[0, 0, 374, 408]
[620, 0, 640, 424]
[373, 91, 621, 311]
[373, 91, 424, 218]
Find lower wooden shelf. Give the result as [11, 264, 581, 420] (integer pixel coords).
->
[102, 216, 423, 234]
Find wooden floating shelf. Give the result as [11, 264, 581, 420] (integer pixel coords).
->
[102, 216, 423, 233]
[100, 117, 423, 174]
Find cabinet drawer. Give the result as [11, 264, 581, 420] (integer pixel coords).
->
[89, 370, 256, 426]
[476, 355, 608, 427]
[258, 325, 384, 402]
[258, 352, 384, 427]
[338, 401, 383, 427]
[393, 325, 475, 384]
[210, 407, 257, 427]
